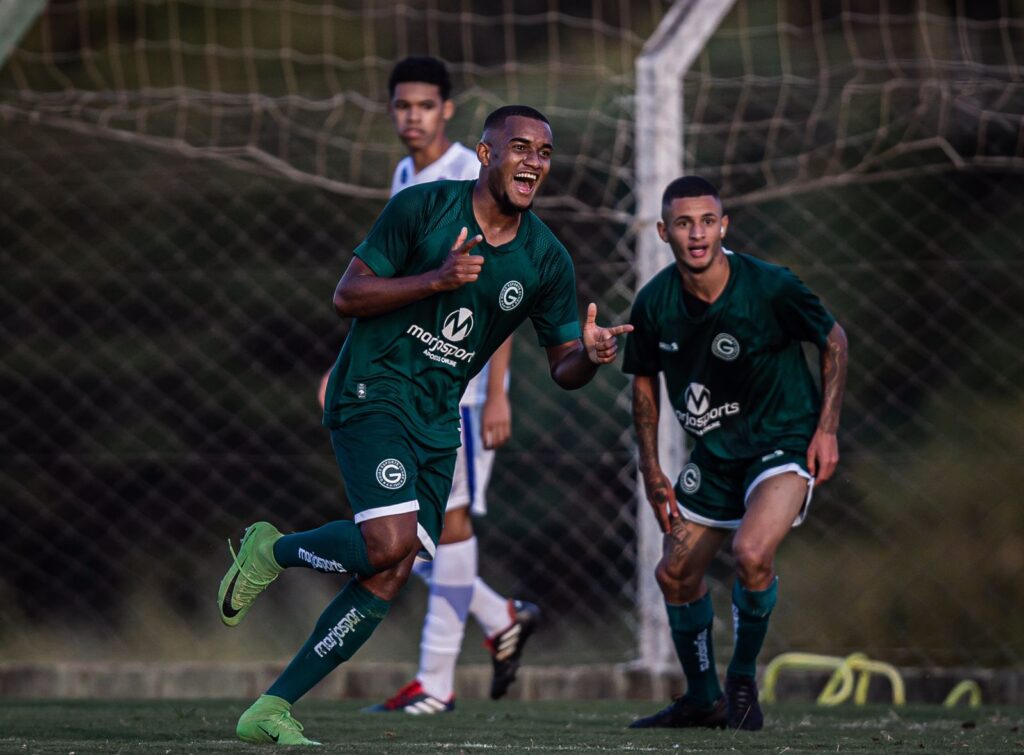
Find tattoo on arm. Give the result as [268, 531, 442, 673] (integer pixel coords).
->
[633, 378, 661, 475]
[818, 323, 848, 433]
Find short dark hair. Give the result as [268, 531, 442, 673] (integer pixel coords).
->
[662, 176, 720, 208]
[482, 105, 550, 133]
[388, 56, 452, 100]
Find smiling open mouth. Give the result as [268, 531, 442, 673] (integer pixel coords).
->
[513, 171, 539, 193]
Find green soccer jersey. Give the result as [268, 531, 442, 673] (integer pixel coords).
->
[623, 251, 835, 461]
[323, 180, 582, 449]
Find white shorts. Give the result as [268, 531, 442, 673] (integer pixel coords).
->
[448, 404, 497, 516]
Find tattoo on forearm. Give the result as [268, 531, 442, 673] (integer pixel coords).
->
[633, 382, 661, 472]
[819, 325, 848, 433]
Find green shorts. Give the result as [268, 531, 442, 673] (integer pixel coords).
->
[673, 447, 814, 530]
[330, 412, 457, 559]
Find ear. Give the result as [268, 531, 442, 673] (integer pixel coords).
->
[476, 141, 491, 167]
[442, 99, 455, 122]
[657, 220, 668, 242]
[720, 214, 729, 236]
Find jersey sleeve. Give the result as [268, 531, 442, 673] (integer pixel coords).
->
[621, 285, 660, 376]
[352, 187, 426, 277]
[773, 268, 836, 348]
[530, 244, 582, 347]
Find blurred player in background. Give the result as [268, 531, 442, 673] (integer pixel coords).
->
[220, 104, 632, 745]
[623, 176, 847, 731]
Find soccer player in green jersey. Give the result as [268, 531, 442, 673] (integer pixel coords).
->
[623, 176, 848, 732]
[217, 104, 632, 746]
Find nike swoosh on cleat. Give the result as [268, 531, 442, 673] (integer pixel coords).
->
[221, 572, 242, 618]
[257, 725, 279, 742]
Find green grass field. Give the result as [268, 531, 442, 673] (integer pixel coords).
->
[0, 699, 1020, 754]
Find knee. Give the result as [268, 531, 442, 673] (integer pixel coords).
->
[732, 536, 774, 587]
[655, 557, 702, 600]
[362, 527, 420, 573]
[363, 556, 416, 601]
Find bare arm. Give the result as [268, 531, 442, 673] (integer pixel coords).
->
[544, 302, 634, 390]
[333, 228, 483, 318]
[633, 374, 679, 533]
[480, 336, 513, 449]
[806, 321, 848, 484]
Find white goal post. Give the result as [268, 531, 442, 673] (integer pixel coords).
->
[633, 0, 737, 670]
[0, 0, 46, 67]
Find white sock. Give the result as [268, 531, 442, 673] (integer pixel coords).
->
[417, 537, 476, 701]
[470, 576, 512, 638]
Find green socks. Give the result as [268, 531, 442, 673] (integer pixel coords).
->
[728, 577, 778, 679]
[267, 580, 390, 703]
[665, 592, 722, 706]
[273, 521, 376, 576]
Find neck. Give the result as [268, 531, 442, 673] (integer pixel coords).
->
[410, 137, 452, 172]
[471, 180, 523, 246]
[678, 251, 730, 303]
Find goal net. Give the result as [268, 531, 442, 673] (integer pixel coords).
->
[636, 0, 1024, 671]
[2, 0, 1023, 678]
[0, 0, 663, 666]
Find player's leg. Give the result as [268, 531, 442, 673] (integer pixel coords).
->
[454, 405, 540, 700]
[218, 415, 413, 627]
[368, 413, 476, 712]
[232, 414, 444, 743]
[630, 516, 729, 728]
[236, 511, 420, 744]
[725, 462, 811, 731]
[657, 518, 730, 702]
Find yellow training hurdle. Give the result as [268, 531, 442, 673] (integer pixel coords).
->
[762, 652, 982, 708]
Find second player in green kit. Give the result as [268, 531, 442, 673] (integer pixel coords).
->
[624, 176, 848, 732]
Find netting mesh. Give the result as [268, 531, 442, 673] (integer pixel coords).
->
[680, 1, 1024, 668]
[1, 0, 662, 665]
[2, 0, 1023, 673]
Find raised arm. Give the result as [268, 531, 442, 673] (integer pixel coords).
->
[806, 321, 848, 484]
[633, 373, 679, 533]
[333, 228, 483, 318]
[544, 302, 633, 390]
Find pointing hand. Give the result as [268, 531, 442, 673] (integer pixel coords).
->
[582, 302, 633, 364]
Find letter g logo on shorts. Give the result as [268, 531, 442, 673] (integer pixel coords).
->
[375, 458, 407, 489]
[679, 462, 701, 495]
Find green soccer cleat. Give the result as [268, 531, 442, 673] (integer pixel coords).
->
[218, 521, 283, 627]
[236, 695, 321, 746]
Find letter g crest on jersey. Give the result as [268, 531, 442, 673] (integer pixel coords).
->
[499, 280, 524, 312]
[711, 333, 740, 361]
[375, 458, 407, 490]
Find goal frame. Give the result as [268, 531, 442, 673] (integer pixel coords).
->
[633, 0, 737, 670]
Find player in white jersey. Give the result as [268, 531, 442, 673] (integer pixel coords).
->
[353, 57, 539, 713]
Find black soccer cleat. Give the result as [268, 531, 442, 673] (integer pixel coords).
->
[725, 674, 764, 731]
[628, 694, 727, 729]
[485, 599, 540, 700]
